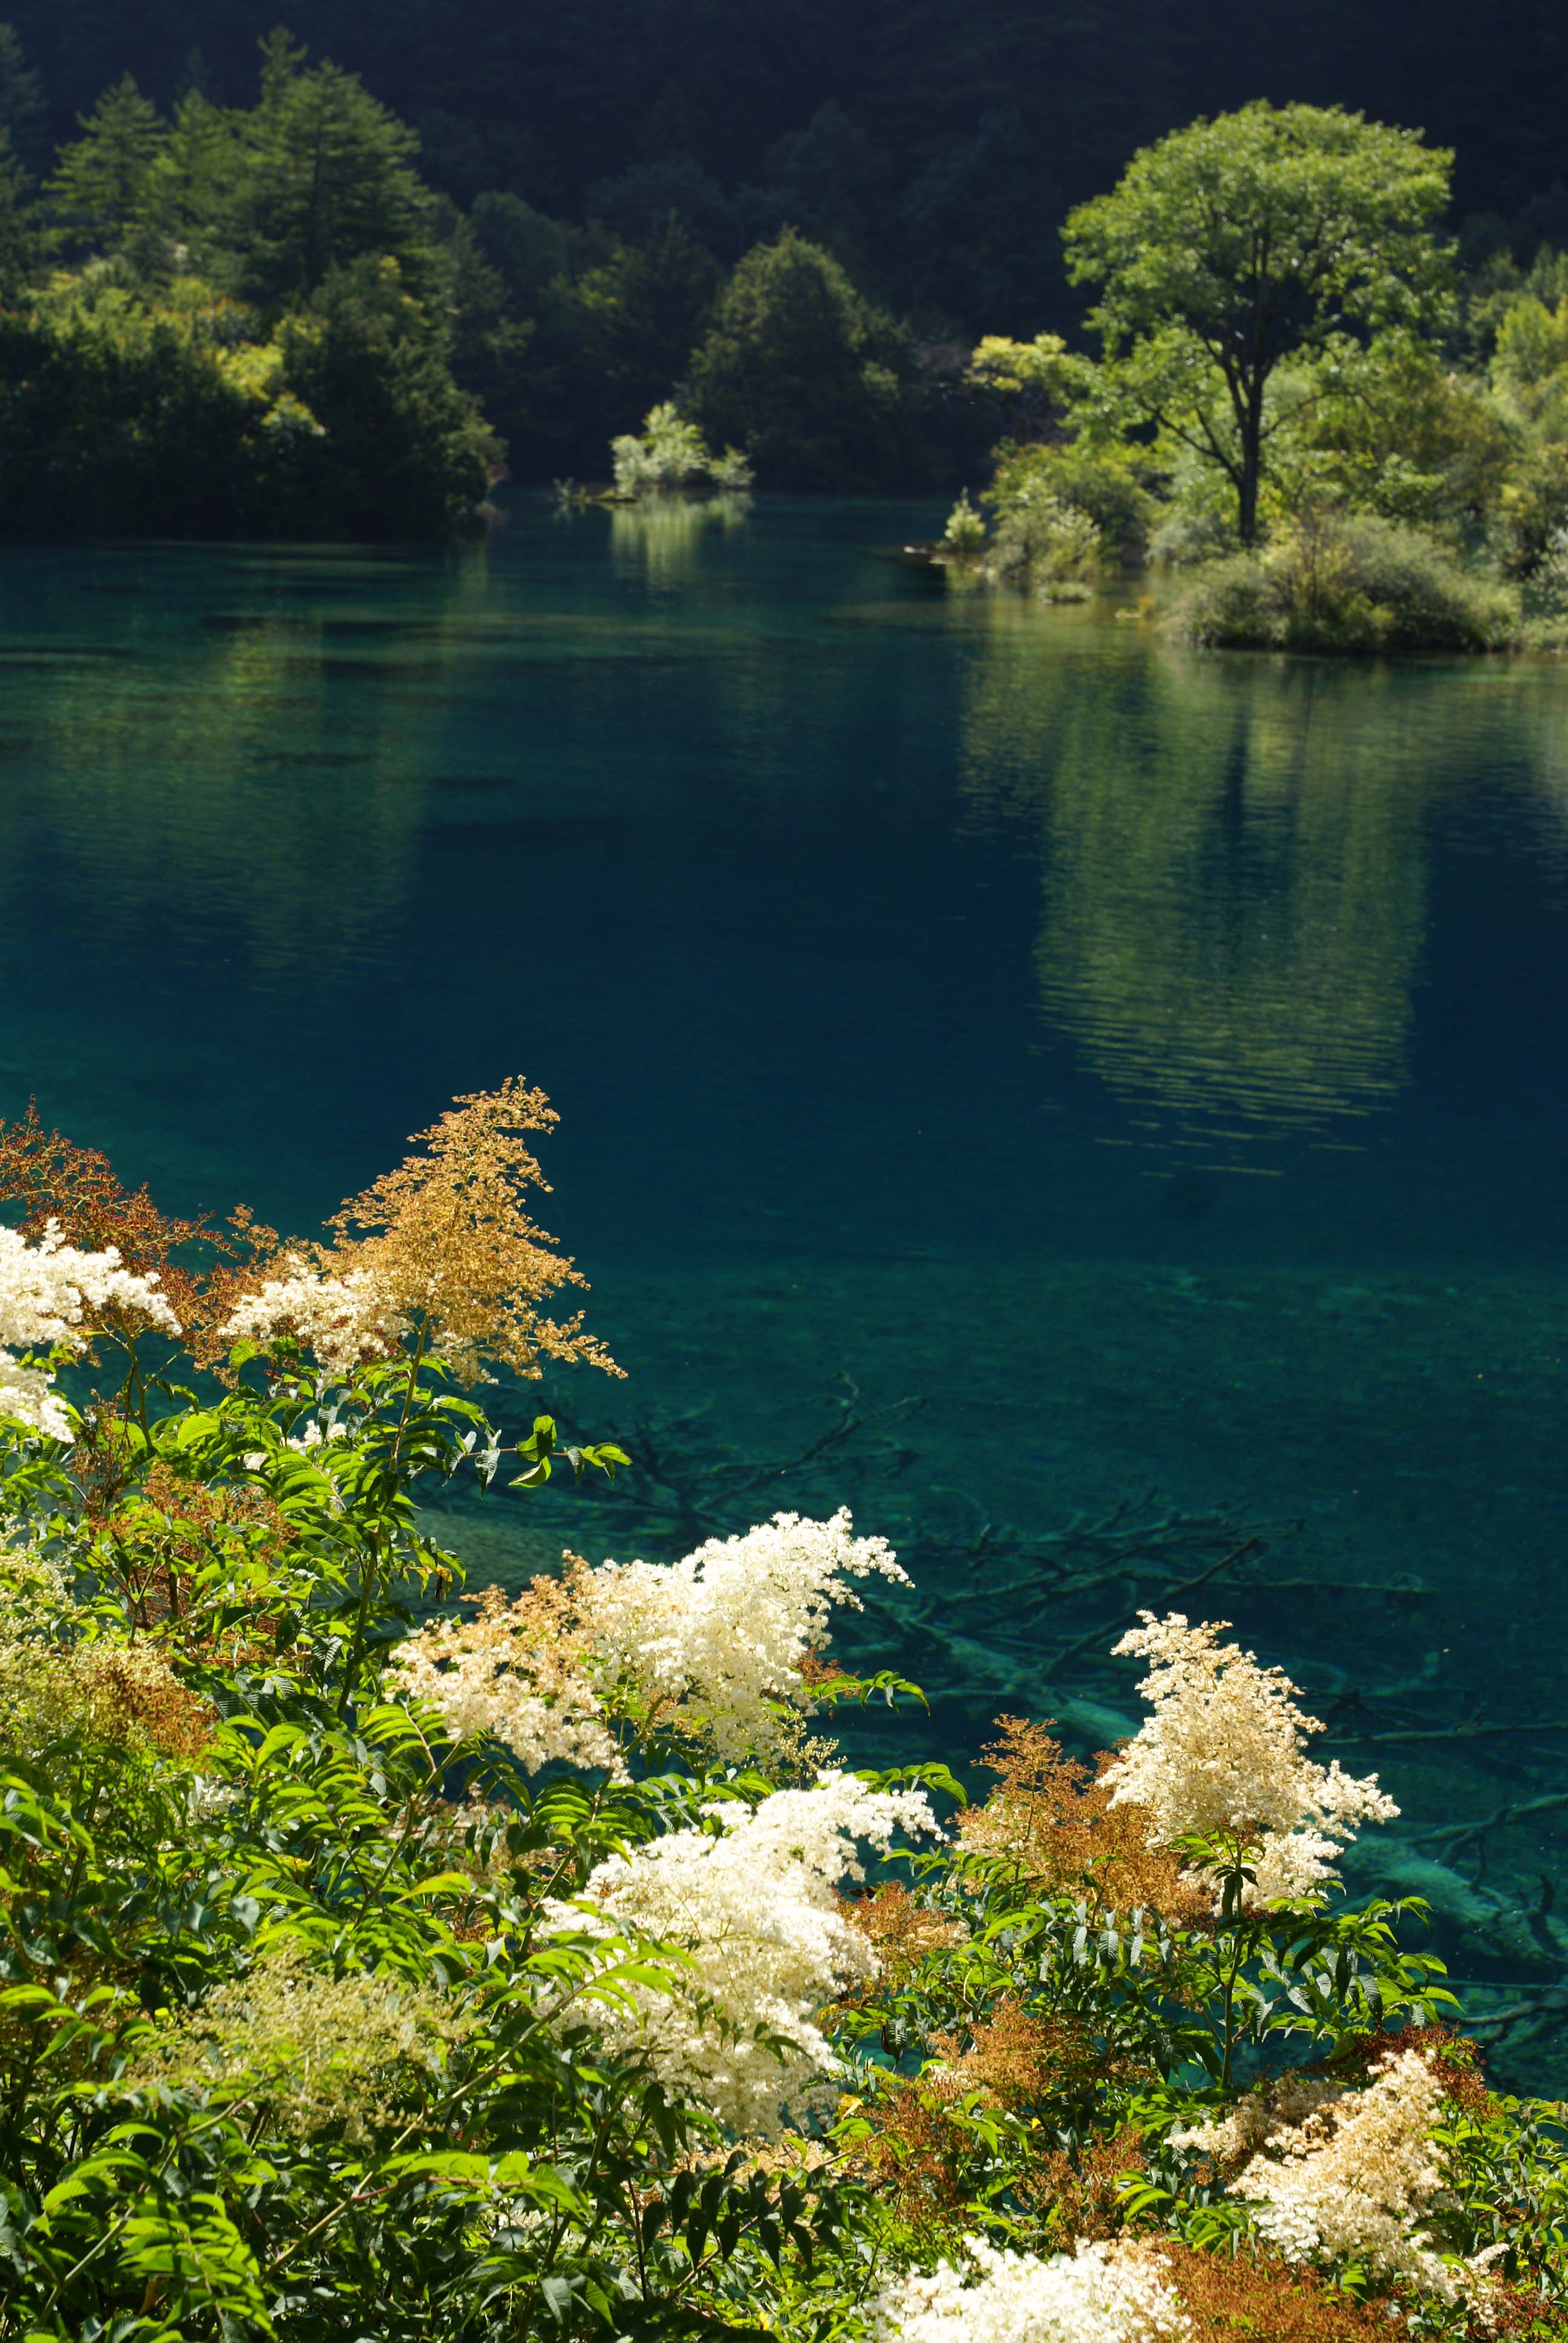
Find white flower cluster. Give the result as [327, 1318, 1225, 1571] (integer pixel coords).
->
[870, 2238, 1190, 2343]
[1227, 2048, 1500, 2304]
[388, 1586, 624, 1778]
[1169, 2073, 1344, 2164]
[221, 1256, 408, 1383]
[1102, 1613, 1398, 1902]
[544, 1772, 936, 2135]
[391, 1510, 910, 1772]
[0, 1219, 180, 1439]
[589, 1508, 909, 1758]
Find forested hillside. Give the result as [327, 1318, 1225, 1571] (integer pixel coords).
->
[4, 4, 1568, 531]
[0, 0, 1565, 337]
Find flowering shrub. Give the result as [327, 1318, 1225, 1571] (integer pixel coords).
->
[545, 1774, 938, 2137]
[0, 1085, 1564, 2341]
[870, 2236, 1191, 2343]
[1102, 1611, 1399, 1905]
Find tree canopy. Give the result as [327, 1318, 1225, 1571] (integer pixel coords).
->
[229, 29, 434, 304]
[49, 74, 166, 249]
[686, 228, 924, 490]
[1063, 102, 1454, 540]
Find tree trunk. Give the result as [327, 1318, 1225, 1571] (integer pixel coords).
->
[1238, 383, 1264, 545]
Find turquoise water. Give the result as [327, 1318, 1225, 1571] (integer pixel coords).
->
[3, 495, 1568, 2076]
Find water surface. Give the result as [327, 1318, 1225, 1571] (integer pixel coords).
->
[2, 497, 1567, 2076]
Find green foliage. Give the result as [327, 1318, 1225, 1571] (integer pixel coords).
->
[0, 21, 46, 172]
[49, 73, 166, 252]
[1493, 292, 1568, 405]
[686, 228, 929, 490]
[1272, 332, 1513, 531]
[0, 276, 289, 535]
[988, 487, 1102, 599]
[0, 262, 495, 539]
[1494, 447, 1568, 586]
[0, 37, 498, 541]
[1063, 102, 1454, 543]
[5, 27, 995, 515]
[942, 490, 986, 552]
[157, 90, 247, 263]
[1, 0, 1564, 353]
[610, 401, 751, 496]
[0, 123, 36, 297]
[990, 439, 1158, 560]
[469, 191, 570, 310]
[226, 30, 436, 309]
[1174, 510, 1521, 654]
[277, 257, 498, 537]
[0, 1102, 1567, 2338]
[572, 218, 724, 451]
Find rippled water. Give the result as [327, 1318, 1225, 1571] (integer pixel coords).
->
[3, 497, 1567, 2077]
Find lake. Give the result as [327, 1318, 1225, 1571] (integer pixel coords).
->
[2, 493, 1567, 2078]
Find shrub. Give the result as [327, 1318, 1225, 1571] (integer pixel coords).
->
[1148, 505, 1236, 566]
[988, 482, 1103, 599]
[941, 489, 987, 552]
[610, 399, 752, 496]
[1, 1089, 1566, 2338]
[990, 440, 1159, 562]
[1174, 510, 1521, 652]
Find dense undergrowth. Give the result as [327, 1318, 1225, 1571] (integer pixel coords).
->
[0, 1081, 1566, 2340]
[1172, 511, 1521, 654]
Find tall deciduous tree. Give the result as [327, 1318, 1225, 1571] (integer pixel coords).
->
[1063, 102, 1454, 542]
[686, 228, 920, 488]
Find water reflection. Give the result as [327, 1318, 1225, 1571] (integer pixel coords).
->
[608, 494, 751, 581]
[0, 555, 498, 985]
[961, 609, 1437, 1135]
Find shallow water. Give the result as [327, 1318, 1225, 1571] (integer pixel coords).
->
[3, 496, 1567, 2078]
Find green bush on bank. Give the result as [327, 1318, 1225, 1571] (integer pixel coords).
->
[1172, 511, 1522, 653]
[2, 1084, 1568, 2341]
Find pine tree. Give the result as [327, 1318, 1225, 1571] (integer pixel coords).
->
[0, 125, 36, 296]
[228, 31, 435, 309]
[0, 25, 45, 174]
[157, 89, 244, 255]
[50, 75, 166, 250]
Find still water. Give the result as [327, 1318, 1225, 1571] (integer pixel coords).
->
[2, 494, 1567, 2076]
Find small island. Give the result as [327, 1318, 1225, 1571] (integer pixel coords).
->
[933, 103, 1568, 654]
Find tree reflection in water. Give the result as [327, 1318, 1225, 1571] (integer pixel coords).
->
[958, 605, 1442, 1146]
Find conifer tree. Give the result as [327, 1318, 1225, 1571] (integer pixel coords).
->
[0, 24, 45, 173]
[49, 74, 166, 250]
[227, 31, 434, 309]
[157, 89, 244, 254]
[0, 125, 35, 295]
